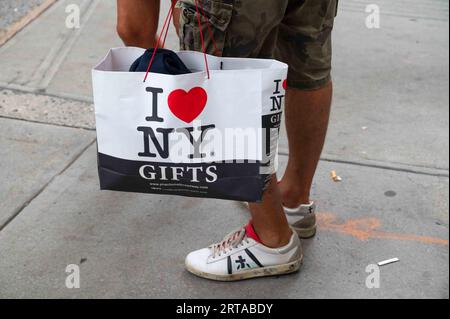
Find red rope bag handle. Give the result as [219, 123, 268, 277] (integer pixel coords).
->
[143, 0, 218, 82]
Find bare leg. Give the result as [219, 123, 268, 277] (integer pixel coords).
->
[116, 0, 160, 48]
[249, 176, 292, 248]
[279, 82, 333, 208]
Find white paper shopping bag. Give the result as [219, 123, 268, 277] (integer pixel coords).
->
[92, 47, 287, 202]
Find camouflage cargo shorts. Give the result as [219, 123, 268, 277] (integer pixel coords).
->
[177, 0, 338, 90]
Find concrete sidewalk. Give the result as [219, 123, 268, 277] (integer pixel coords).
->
[0, 0, 448, 298]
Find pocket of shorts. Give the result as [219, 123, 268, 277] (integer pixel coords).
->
[178, 0, 234, 55]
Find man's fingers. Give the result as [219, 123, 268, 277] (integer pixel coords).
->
[173, 7, 181, 36]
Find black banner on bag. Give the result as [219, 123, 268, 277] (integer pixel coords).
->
[97, 153, 264, 202]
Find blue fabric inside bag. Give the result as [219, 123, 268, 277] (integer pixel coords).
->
[129, 48, 192, 75]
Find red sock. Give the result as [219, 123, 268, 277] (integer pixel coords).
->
[244, 220, 262, 243]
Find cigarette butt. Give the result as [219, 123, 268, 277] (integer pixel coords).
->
[377, 258, 400, 266]
[330, 170, 342, 182]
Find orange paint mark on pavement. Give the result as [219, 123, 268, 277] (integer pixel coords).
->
[317, 213, 449, 246]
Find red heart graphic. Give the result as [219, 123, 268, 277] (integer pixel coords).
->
[282, 79, 287, 90]
[167, 87, 208, 123]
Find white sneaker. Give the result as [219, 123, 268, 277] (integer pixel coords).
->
[185, 221, 303, 281]
[284, 201, 317, 239]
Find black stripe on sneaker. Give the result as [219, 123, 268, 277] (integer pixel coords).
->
[245, 248, 263, 268]
[227, 256, 232, 275]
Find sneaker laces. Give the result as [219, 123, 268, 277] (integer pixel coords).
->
[210, 227, 250, 258]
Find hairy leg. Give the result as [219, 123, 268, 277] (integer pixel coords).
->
[249, 176, 292, 248]
[279, 82, 333, 208]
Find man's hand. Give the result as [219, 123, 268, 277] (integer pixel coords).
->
[172, 0, 181, 36]
[173, 7, 181, 36]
